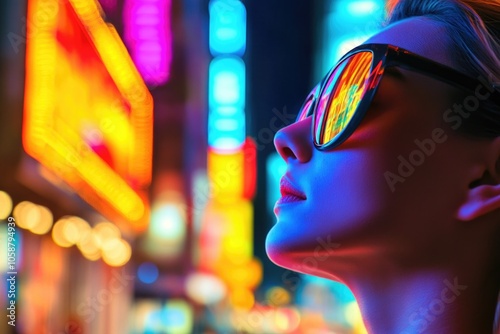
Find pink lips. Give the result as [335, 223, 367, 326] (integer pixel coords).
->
[276, 177, 306, 205]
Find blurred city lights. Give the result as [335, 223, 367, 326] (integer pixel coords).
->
[0, 1, 383, 333]
[203, 200, 254, 270]
[230, 306, 301, 333]
[266, 286, 292, 307]
[208, 107, 246, 153]
[51, 216, 132, 266]
[0, 191, 13, 220]
[0, 223, 23, 274]
[77, 230, 102, 261]
[63, 216, 91, 245]
[344, 301, 366, 329]
[242, 138, 257, 199]
[138, 300, 194, 333]
[150, 202, 186, 240]
[209, 0, 247, 55]
[52, 218, 74, 248]
[0, 225, 9, 272]
[102, 238, 132, 267]
[209, 56, 245, 108]
[162, 300, 194, 333]
[216, 258, 262, 290]
[124, 0, 173, 85]
[346, 0, 379, 15]
[137, 262, 159, 284]
[13, 201, 39, 230]
[274, 307, 301, 333]
[143, 196, 187, 258]
[318, 0, 383, 74]
[208, 56, 246, 152]
[93, 221, 122, 247]
[229, 288, 254, 310]
[185, 272, 227, 305]
[205, 2, 262, 321]
[132, 300, 161, 331]
[24, 0, 153, 232]
[207, 149, 245, 200]
[29, 205, 54, 235]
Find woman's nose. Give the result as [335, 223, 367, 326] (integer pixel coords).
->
[273, 116, 313, 163]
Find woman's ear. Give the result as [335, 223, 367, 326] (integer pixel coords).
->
[456, 137, 500, 221]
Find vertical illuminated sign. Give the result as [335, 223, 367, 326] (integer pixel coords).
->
[208, 0, 247, 153]
[203, 0, 262, 310]
[124, 0, 173, 86]
[24, 0, 153, 232]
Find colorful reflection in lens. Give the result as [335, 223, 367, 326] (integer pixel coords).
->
[316, 51, 373, 146]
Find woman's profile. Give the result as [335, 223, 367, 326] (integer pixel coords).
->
[266, 0, 500, 333]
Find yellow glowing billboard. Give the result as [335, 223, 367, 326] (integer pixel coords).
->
[23, 0, 153, 232]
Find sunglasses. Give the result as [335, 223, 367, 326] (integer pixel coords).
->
[297, 43, 500, 150]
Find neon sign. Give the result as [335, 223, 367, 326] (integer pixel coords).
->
[24, 0, 153, 232]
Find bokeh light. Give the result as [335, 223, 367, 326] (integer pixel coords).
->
[13, 201, 39, 230]
[0, 191, 13, 220]
[102, 238, 132, 267]
[93, 221, 121, 247]
[30, 205, 53, 235]
[266, 286, 291, 307]
[274, 307, 301, 333]
[77, 229, 102, 261]
[185, 272, 227, 305]
[52, 218, 73, 248]
[137, 262, 159, 284]
[63, 216, 90, 245]
[229, 288, 254, 310]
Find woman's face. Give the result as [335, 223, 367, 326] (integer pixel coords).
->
[266, 17, 488, 281]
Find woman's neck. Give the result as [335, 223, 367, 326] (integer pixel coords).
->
[348, 267, 499, 334]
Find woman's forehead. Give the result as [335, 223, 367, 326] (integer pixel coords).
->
[365, 16, 457, 69]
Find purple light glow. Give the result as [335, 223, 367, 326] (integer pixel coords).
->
[99, 0, 118, 12]
[124, 0, 172, 86]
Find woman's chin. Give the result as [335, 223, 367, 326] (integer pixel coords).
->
[265, 226, 319, 271]
[266, 224, 352, 281]
[265, 227, 298, 269]
[265, 233, 339, 280]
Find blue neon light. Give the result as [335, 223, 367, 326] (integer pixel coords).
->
[209, 0, 247, 56]
[209, 56, 246, 109]
[346, 0, 379, 16]
[317, 0, 384, 75]
[207, 1, 247, 152]
[208, 107, 245, 151]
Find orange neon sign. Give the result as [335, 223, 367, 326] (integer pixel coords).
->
[23, 0, 153, 232]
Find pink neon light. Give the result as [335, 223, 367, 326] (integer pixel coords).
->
[124, 0, 172, 85]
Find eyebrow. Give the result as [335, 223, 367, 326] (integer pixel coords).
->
[384, 67, 406, 81]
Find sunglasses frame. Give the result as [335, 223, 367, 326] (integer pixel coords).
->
[300, 43, 500, 150]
